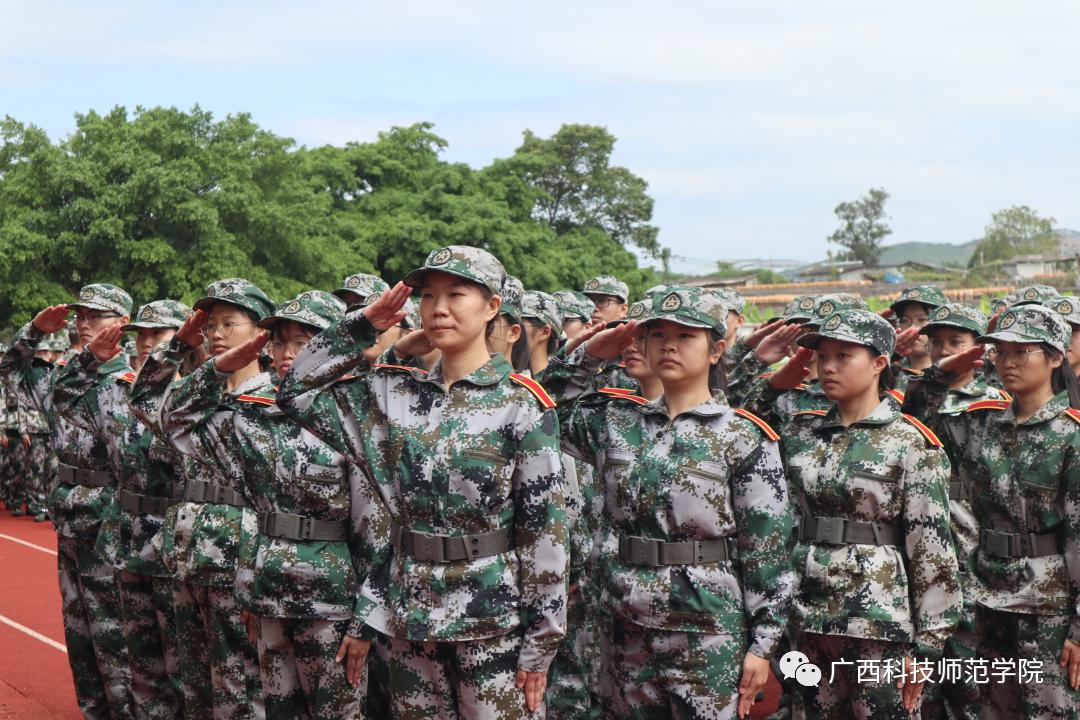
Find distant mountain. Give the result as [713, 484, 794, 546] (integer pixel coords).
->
[878, 240, 980, 267]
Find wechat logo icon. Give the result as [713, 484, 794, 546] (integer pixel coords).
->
[779, 650, 822, 688]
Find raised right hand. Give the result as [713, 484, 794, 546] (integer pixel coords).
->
[938, 345, 984, 377]
[583, 321, 640, 361]
[87, 323, 124, 364]
[175, 309, 208, 348]
[768, 347, 814, 390]
[363, 282, 411, 331]
[32, 305, 70, 334]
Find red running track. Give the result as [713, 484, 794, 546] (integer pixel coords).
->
[0, 501, 780, 719]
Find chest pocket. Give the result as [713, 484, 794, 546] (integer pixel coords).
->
[668, 460, 733, 536]
[848, 464, 901, 519]
[449, 445, 512, 510]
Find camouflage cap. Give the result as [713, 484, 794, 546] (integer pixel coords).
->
[978, 304, 1071, 354]
[124, 299, 191, 331]
[989, 294, 1015, 315]
[552, 291, 595, 322]
[46, 331, 71, 352]
[333, 273, 389, 304]
[582, 275, 629, 303]
[805, 293, 869, 328]
[499, 275, 524, 322]
[124, 340, 137, 357]
[799, 309, 896, 357]
[521, 291, 562, 330]
[1012, 284, 1060, 307]
[403, 245, 506, 296]
[782, 295, 818, 324]
[636, 287, 727, 336]
[711, 287, 745, 316]
[194, 279, 276, 320]
[258, 290, 346, 332]
[70, 283, 133, 317]
[1045, 295, 1080, 328]
[924, 303, 986, 336]
[889, 285, 948, 314]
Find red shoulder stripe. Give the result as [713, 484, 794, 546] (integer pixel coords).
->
[1065, 408, 1080, 426]
[998, 389, 1013, 402]
[117, 371, 137, 384]
[236, 394, 275, 406]
[900, 413, 943, 448]
[509, 373, 556, 409]
[733, 408, 780, 441]
[966, 400, 1010, 412]
[373, 363, 427, 375]
[886, 388, 905, 404]
[598, 387, 635, 396]
[794, 409, 828, 417]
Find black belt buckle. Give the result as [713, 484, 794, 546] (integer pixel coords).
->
[814, 517, 846, 545]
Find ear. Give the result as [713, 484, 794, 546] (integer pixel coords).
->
[617, 303, 629, 318]
[709, 337, 727, 365]
[1047, 348, 1064, 370]
[507, 322, 522, 344]
[484, 295, 502, 322]
[871, 353, 890, 374]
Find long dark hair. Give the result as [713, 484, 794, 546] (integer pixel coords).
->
[1046, 345, 1080, 408]
[486, 313, 531, 373]
[708, 329, 729, 395]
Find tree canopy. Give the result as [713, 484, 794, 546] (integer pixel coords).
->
[0, 107, 661, 328]
[826, 187, 892, 266]
[968, 205, 1058, 267]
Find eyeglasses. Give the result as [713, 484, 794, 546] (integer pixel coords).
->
[987, 347, 1045, 367]
[591, 297, 621, 309]
[266, 339, 309, 355]
[897, 317, 930, 329]
[75, 311, 121, 323]
[206, 321, 256, 337]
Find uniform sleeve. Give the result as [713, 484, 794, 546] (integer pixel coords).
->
[512, 406, 570, 673]
[1066, 433, 1080, 645]
[901, 441, 962, 659]
[724, 344, 770, 408]
[738, 375, 790, 431]
[276, 309, 378, 470]
[162, 359, 245, 490]
[901, 368, 972, 465]
[728, 428, 794, 658]
[131, 337, 195, 439]
[539, 345, 606, 405]
[345, 457, 393, 639]
[0, 322, 53, 416]
[50, 351, 131, 478]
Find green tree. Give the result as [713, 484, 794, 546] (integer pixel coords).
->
[827, 187, 891, 266]
[968, 205, 1058, 267]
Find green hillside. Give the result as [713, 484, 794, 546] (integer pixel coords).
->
[878, 240, 980, 267]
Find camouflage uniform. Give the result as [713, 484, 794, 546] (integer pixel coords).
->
[784, 310, 962, 720]
[903, 304, 1080, 719]
[17, 377, 52, 518]
[547, 287, 794, 719]
[277, 246, 569, 719]
[0, 372, 26, 512]
[0, 283, 135, 720]
[173, 291, 374, 719]
[52, 299, 190, 720]
[133, 280, 275, 720]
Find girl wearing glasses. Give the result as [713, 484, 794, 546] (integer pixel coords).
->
[133, 278, 276, 720]
[903, 304, 1080, 717]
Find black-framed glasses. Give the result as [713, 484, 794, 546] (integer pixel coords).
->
[75, 311, 121, 323]
[206, 321, 256, 337]
[986, 347, 1045, 367]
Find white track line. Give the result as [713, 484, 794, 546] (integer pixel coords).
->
[0, 614, 67, 653]
[0, 533, 57, 556]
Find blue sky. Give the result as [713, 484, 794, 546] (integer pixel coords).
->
[3, 1, 1079, 271]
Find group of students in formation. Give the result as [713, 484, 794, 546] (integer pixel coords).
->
[0, 244, 1078, 720]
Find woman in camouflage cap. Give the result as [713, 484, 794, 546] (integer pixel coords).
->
[904, 304, 1080, 717]
[546, 286, 793, 720]
[276, 245, 568, 718]
[770, 309, 962, 719]
[1045, 295, 1080, 378]
[487, 275, 532, 374]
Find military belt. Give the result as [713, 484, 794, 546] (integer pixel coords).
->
[390, 523, 514, 563]
[183, 479, 248, 508]
[618, 535, 730, 566]
[119, 490, 172, 516]
[979, 528, 1062, 559]
[799, 514, 901, 546]
[258, 512, 346, 542]
[57, 463, 114, 488]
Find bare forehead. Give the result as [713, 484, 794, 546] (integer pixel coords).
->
[207, 302, 250, 320]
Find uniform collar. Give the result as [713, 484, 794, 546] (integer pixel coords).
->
[638, 391, 731, 420]
[995, 391, 1070, 427]
[230, 371, 274, 397]
[815, 396, 899, 430]
[424, 353, 511, 389]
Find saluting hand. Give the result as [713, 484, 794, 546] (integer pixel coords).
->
[893, 327, 922, 358]
[213, 332, 269, 373]
[363, 282, 411, 331]
[32, 305, 70, 334]
[87, 323, 124, 364]
[175, 310, 208, 349]
[393, 328, 434, 361]
[743, 319, 784, 350]
[768, 347, 814, 390]
[563, 320, 606, 355]
[583, 320, 640, 361]
[753, 322, 803, 365]
[937, 345, 984, 378]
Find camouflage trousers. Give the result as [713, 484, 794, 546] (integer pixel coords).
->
[57, 534, 133, 720]
[21, 433, 50, 515]
[548, 586, 601, 720]
[975, 606, 1080, 720]
[920, 603, 980, 720]
[173, 578, 264, 720]
[377, 630, 534, 719]
[119, 571, 183, 719]
[255, 616, 364, 720]
[791, 631, 913, 720]
[601, 615, 743, 719]
[1, 431, 25, 510]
